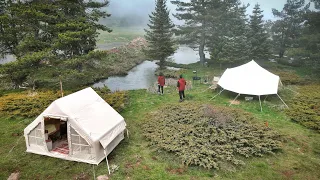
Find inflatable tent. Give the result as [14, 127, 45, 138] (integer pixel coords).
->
[24, 87, 126, 173]
[213, 60, 288, 111]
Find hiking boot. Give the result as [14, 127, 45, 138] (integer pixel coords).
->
[179, 99, 183, 102]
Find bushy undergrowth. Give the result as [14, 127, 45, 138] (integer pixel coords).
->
[94, 87, 128, 113]
[286, 84, 320, 132]
[0, 88, 128, 117]
[0, 90, 61, 117]
[155, 68, 187, 78]
[143, 103, 282, 170]
[271, 70, 304, 85]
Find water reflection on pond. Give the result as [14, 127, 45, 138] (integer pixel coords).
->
[93, 61, 158, 91]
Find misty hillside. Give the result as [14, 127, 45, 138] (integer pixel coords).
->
[100, 0, 156, 27]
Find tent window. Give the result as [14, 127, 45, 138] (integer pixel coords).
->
[70, 126, 92, 155]
[28, 123, 44, 146]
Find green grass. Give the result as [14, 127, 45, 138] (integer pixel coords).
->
[1, 65, 320, 179]
[97, 27, 145, 44]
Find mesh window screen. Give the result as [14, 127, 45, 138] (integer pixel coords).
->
[70, 126, 92, 155]
[28, 123, 44, 146]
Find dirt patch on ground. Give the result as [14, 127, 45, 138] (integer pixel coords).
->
[229, 100, 240, 105]
[281, 170, 295, 179]
[166, 166, 187, 175]
[73, 172, 90, 180]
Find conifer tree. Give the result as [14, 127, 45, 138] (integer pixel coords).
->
[171, 0, 220, 65]
[248, 4, 270, 60]
[0, 0, 111, 59]
[145, 0, 175, 69]
[0, 0, 111, 85]
[271, 0, 309, 58]
[215, 3, 250, 64]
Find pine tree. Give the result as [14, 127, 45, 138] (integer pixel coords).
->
[206, 1, 249, 65]
[171, 0, 222, 65]
[0, 0, 111, 85]
[52, 0, 111, 59]
[272, 0, 309, 58]
[0, 0, 111, 59]
[216, 3, 250, 64]
[248, 4, 270, 61]
[145, 0, 175, 69]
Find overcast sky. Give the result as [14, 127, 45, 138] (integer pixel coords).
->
[108, 0, 313, 23]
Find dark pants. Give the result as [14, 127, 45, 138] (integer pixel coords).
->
[179, 90, 185, 100]
[158, 85, 163, 94]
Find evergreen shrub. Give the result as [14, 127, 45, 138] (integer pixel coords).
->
[286, 84, 320, 132]
[143, 103, 282, 169]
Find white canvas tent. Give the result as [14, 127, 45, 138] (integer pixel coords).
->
[212, 60, 288, 111]
[24, 87, 126, 173]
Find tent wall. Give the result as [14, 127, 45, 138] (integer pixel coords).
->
[94, 131, 125, 164]
[105, 131, 124, 156]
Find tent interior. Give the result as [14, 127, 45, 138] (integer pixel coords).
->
[44, 117, 69, 154]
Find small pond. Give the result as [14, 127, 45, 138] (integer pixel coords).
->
[93, 46, 207, 91]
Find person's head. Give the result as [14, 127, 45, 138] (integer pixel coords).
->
[179, 74, 183, 78]
[159, 72, 163, 76]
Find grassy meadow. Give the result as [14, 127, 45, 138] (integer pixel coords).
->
[97, 27, 145, 44]
[1, 62, 320, 180]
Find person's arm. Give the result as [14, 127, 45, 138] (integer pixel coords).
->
[177, 81, 180, 87]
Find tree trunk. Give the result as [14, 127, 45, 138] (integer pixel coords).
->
[279, 46, 285, 58]
[199, 32, 206, 65]
[159, 58, 165, 70]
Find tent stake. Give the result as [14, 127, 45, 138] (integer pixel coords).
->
[229, 93, 240, 106]
[259, 95, 262, 112]
[93, 165, 96, 180]
[277, 94, 289, 108]
[210, 89, 224, 100]
[263, 95, 268, 102]
[126, 129, 129, 139]
[104, 150, 111, 175]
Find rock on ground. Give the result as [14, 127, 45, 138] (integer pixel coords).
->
[97, 175, 109, 180]
[7, 172, 20, 180]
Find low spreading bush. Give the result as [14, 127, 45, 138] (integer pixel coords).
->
[0, 88, 128, 117]
[0, 91, 61, 117]
[271, 70, 303, 85]
[143, 103, 282, 170]
[286, 84, 320, 132]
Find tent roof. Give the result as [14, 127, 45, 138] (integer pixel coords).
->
[26, 87, 125, 142]
[218, 60, 280, 96]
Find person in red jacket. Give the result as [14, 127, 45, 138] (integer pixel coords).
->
[157, 72, 165, 95]
[177, 74, 186, 102]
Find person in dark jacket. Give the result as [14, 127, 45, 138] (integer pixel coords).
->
[157, 72, 165, 95]
[177, 74, 186, 102]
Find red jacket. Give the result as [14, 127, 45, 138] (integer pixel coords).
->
[177, 78, 186, 91]
[158, 76, 165, 86]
